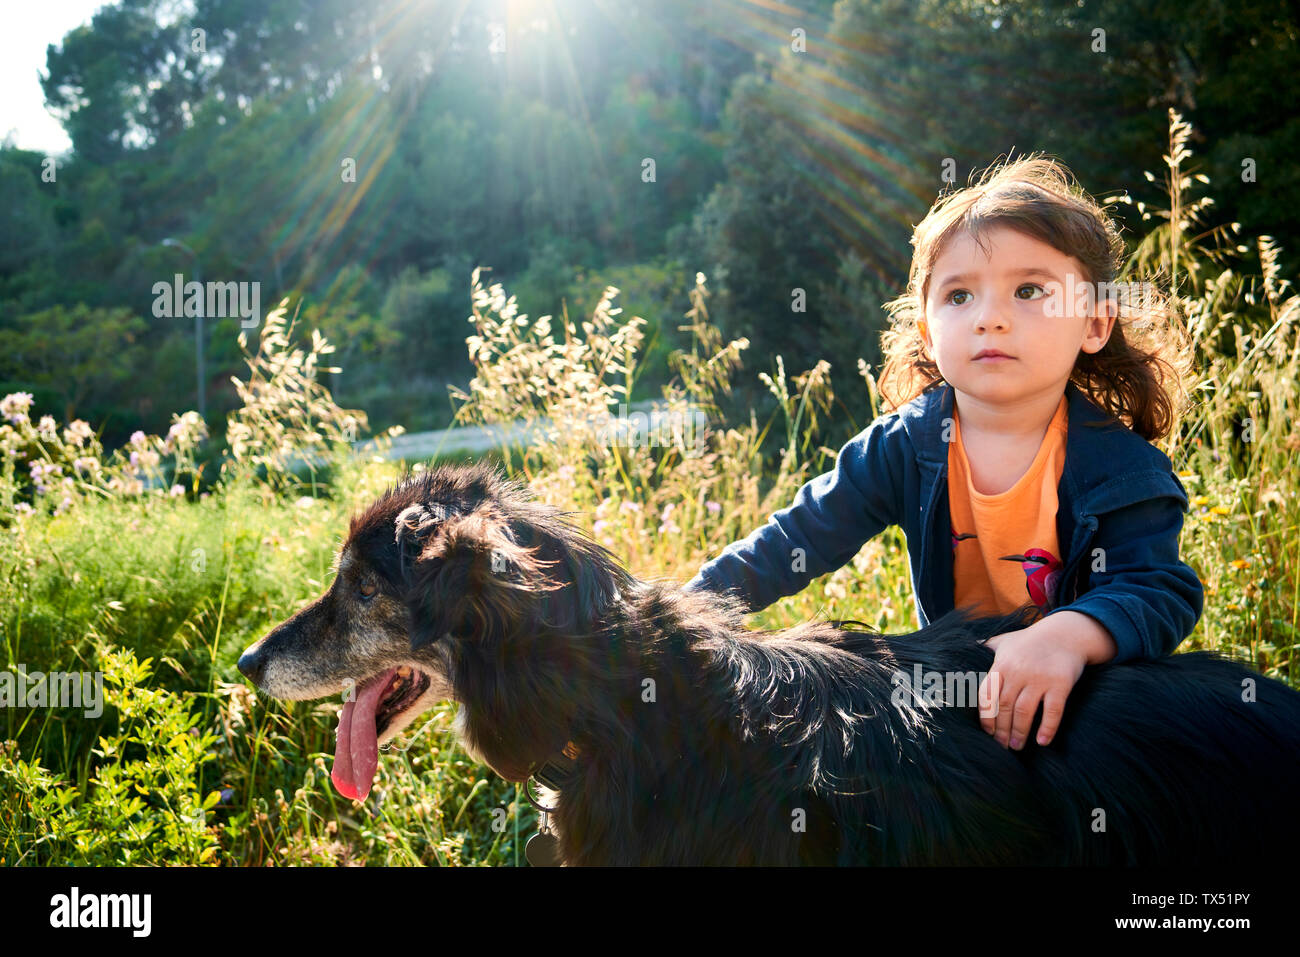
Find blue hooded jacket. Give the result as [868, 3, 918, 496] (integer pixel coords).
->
[684, 379, 1204, 663]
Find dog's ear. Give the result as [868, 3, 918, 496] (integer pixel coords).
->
[394, 503, 449, 576]
[403, 508, 553, 651]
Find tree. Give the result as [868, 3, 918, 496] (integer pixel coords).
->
[0, 304, 147, 422]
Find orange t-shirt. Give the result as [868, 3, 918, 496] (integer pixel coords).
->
[949, 394, 1068, 619]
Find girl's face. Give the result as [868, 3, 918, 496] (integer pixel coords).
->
[918, 225, 1116, 410]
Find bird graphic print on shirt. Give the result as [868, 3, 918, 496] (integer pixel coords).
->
[951, 530, 1062, 613]
[947, 394, 1069, 619]
[1002, 546, 1063, 610]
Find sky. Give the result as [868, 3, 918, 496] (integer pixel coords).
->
[0, 0, 118, 154]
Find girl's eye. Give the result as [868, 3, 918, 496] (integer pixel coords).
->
[359, 581, 378, 600]
[945, 285, 1045, 306]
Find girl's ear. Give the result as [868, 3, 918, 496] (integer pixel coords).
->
[1084, 294, 1119, 352]
[404, 510, 548, 652]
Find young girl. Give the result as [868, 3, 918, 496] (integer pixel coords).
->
[684, 154, 1203, 753]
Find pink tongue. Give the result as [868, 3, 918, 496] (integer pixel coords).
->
[332, 669, 398, 801]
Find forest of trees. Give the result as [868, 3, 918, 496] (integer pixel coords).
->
[2, 0, 1296, 447]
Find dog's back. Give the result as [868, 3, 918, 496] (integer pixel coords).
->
[820, 608, 1300, 865]
[545, 598, 1300, 865]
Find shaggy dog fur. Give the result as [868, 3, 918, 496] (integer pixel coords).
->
[238, 461, 1300, 865]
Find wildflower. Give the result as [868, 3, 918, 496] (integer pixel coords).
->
[13, 502, 34, 516]
[164, 412, 208, 452]
[705, 500, 721, 514]
[169, 484, 185, 497]
[37, 416, 57, 441]
[63, 420, 94, 448]
[0, 392, 33, 424]
[130, 449, 160, 471]
[110, 477, 145, 496]
[658, 505, 681, 535]
[28, 460, 62, 494]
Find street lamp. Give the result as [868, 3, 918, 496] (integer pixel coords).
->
[160, 238, 205, 419]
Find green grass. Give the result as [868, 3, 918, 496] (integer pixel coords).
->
[0, 459, 533, 866]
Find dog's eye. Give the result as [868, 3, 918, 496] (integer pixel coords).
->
[359, 581, 378, 600]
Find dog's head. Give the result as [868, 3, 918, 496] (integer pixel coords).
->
[237, 460, 631, 800]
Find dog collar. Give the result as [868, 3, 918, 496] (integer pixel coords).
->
[530, 740, 581, 793]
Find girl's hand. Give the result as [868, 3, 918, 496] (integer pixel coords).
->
[979, 611, 1115, 748]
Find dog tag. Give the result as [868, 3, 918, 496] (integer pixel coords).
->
[526, 828, 562, 866]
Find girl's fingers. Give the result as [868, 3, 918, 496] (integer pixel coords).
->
[1009, 686, 1042, 749]
[1036, 689, 1068, 746]
[995, 681, 1024, 746]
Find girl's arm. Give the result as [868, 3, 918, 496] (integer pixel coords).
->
[684, 413, 908, 614]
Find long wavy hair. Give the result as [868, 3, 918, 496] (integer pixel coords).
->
[877, 153, 1193, 440]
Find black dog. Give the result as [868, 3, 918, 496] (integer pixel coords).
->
[238, 461, 1300, 864]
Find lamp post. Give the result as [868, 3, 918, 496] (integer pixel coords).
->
[160, 238, 205, 419]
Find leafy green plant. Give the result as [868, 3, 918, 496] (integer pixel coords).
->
[0, 647, 220, 865]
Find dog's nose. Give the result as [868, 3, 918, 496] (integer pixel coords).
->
[237, 646, 266, 685]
